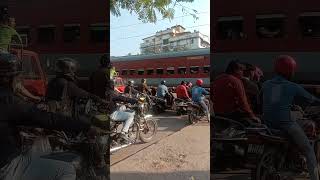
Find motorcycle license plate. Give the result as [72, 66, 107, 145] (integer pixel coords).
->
[247, 144, 264, 154]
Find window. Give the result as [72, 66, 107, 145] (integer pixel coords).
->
[203, 66, 210, 73]
[191, 38, 194, 44]
[138, 69, 144, 75]
[178, 67, 187, 74]
[217, 17, 244, 40]
[190, 66, 199, 74]
[16, 27, 30, 46]
[63, 25, 80, 42]
[145, 40, 149, 43]
[256, 15, 286, 38]
[299, 13, 320, 38]
[121, 70, 128, 75]
[163, 39, 169, 45]
[156, 68, 164, 74]
[147, 69, 154, 75]
[167, 67, 175, 75]
[37, 26, 55, 43]
[89, 24, 107, 43]
[129, 69, 136, 75]
[21, 55, 41, 80]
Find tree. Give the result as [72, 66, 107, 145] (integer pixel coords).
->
[110, 0, 198, 23]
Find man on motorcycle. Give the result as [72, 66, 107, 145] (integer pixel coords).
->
[46, 58, 105, 115]
[192, 79, 210, 121]
[242, 63, 259, 114]
[212, 60, 260, 125]
[107, 80, 138, 143]
[89, 54, 111, 99]
[124, 80, 139, 97]
[156, 80, 173, 107]
[0, 54, 94, 179]
[137, 78, 150, 95]
[262, 55, 320, 180]
[176, 81, 191, 101]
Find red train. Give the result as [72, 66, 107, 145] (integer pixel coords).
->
[111, 48, 210, 87]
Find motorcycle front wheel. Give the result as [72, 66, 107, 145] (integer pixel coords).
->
[139, 119, 158, 143]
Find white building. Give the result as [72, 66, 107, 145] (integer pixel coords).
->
[140, 25, 210, 54]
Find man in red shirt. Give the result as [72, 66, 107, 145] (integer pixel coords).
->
[176, 81, 191, 100]
[212, 60, 260, 124]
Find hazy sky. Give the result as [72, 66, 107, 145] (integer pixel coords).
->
[110, 0, 210, 56]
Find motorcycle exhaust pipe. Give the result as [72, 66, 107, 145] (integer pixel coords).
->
[110, 143, 132, 153]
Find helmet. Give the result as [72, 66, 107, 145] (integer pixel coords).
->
[0, 54, 22, 77]
[55, 58, 78, 77]
[196, 79, 203, 86]
[100, 54, 110, 67]
[274, 55, 297, 79]
[128, 80, 134, 86]
[161, 80, 166, 85]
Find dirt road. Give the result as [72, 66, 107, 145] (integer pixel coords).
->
[111, 114, 210, 180]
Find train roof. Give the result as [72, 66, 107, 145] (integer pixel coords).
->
[111, 48, 210, 62]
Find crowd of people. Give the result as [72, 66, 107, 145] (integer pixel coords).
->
[211, 56, 320, 180]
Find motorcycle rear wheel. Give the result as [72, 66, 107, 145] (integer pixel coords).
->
[139, 119, 158, 143]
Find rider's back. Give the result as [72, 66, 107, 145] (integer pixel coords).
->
[262, 75, 317, 129]
[157, 84, 167, 98]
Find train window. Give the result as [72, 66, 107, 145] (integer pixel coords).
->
[256, 14, 286, 38]
[203, 66, 210, 73]
[156, 68, 164, 75]
[129, 69, 136, 75]
[147, 69, 154, 75]
[89, 24, 107, 43]
[121, 70, 128, 75]
[190, 66, 199, 74]
[217, 17, 245, 40]
[138, 69, 144, 75]
[37, 26, 56, 43]
[178, 67, 187, 74]
[63, 24, 80, 43]
[299, 13, 320, 38]
[167, 67, 175, 75]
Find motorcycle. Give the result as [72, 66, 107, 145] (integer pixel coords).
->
[187, 96, 210, 124]
[109, 94, 158, 153]
[174, 98, 190, 116]
[18, 126, 109, 180]
[212, 105, 320, 180]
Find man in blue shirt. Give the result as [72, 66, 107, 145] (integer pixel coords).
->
[157, 80, 169, 98]
[262, 55, 320, 180]
[192, 79, 210, 121]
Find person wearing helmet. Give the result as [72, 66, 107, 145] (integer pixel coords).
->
[212, 60, 260, 125]
[0, 52, 95, 179]
[124, 80, 139, 97]
[156, 80, 169, 99]
[262, 55, 320, 180]
[90, 54, 113, 98]
[46, 57, 106, 115]
[191, 79, 210, 120]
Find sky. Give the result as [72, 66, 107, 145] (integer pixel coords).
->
[110, 0, 210, 56]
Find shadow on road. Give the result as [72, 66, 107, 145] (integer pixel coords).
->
[111, 170, 209, 180]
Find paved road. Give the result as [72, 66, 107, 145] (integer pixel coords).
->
[111, 110, 190, 166]
[110, 111, 210, 180]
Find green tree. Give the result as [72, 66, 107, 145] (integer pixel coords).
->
[110, 0, 198, 23]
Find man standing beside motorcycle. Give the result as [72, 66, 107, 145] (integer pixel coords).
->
[262, 55, 320, 180]
[192, 79, 210, 121]
[0, 53, 96, 180]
